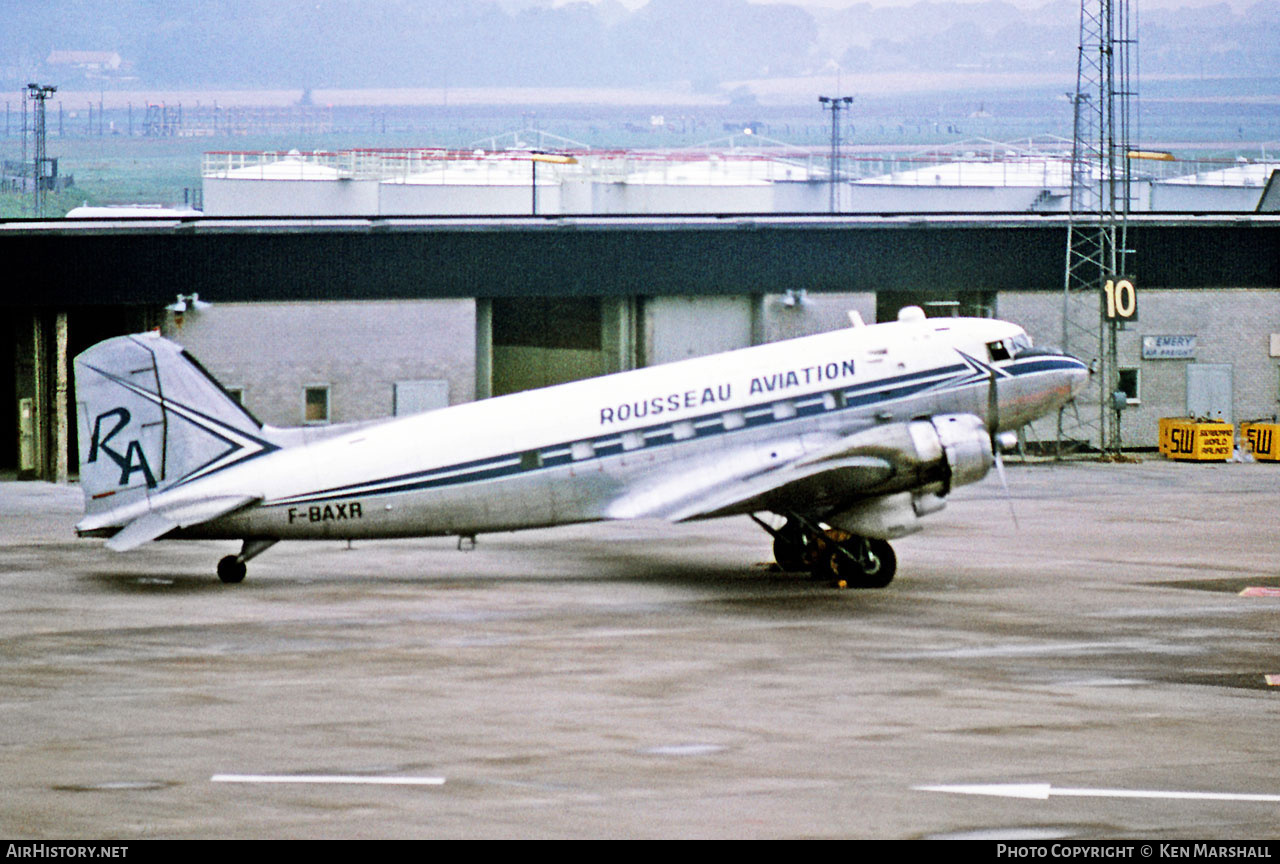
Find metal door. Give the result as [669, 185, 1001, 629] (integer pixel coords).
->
[394, 380, 450, 417]
[1186, 363, 1233, 422]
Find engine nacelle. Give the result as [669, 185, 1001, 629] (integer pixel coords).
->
[925, 413, 995, 492]
[825, 413, 993, 539]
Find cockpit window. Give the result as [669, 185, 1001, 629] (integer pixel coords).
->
[1012, 333, 1033, 353]
[987, 340, 1012, 362]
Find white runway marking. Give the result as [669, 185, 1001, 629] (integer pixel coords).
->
[212, 773, 445, 786]
[917, 783, 1280, 803]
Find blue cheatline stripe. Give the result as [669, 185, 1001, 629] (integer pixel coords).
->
[263, 356, 1080, 509]
[86, 363, 281, 489]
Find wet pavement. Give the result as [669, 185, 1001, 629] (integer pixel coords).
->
[1, 459, 1277, 838]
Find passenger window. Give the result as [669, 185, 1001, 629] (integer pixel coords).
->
[571, 441, 595, 461]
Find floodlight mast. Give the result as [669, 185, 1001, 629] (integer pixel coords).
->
[819, 95, 854, 214]
[1060, 0, 1135, 456]
[27, 83, 57, 218]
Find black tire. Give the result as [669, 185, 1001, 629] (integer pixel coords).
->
[831, 538, 896, 588]
[216, 555, 247, 584]
[772, 524, 811, 572]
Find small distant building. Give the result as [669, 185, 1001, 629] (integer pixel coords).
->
[45, 50, 123, 76]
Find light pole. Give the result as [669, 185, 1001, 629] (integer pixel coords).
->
[819, 95, 853, 213]
[27, 83, 56, 218]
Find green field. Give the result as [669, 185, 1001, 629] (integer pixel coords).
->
[2, 77, 1276, 218]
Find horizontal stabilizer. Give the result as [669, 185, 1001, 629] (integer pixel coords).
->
[103, 495, 258, 552]
[105, 512, 178, 552]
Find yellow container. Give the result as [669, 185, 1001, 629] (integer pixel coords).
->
[1158, 417, 1176, 456]
[1241, 422, 1280, 462]
[1159, 418, 1234, 461]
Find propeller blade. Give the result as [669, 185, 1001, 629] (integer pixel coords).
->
[987, 363, 1000, 435]
[993, 447, 1020, 531]
[987, 359, 1018, 529]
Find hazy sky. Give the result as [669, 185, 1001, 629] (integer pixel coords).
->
[581, 0, 1258, 11]
[769, 0, 1251, 7]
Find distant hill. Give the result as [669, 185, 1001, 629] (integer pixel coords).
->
[2, 0, 1276, 91]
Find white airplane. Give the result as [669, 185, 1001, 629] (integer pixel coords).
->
[73, 306, 1088, 586]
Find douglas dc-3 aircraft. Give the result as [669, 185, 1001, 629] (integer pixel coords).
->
[73, 307, 1088, 586]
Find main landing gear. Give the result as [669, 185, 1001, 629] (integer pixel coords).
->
[751, 514, 897, 589]
[216, 538, 278, 584]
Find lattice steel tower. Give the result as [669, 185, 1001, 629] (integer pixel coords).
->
[27, 83, 57, 218]
[819, 95, 853, 213]
[1060, 0, 1135, 454]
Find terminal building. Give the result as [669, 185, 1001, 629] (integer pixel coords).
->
[5, 211, 1279, 482]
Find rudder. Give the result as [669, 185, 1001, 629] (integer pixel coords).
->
[75, 332, 275, 516]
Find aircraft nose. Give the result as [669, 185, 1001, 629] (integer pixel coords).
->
[1065, 353, 1091, 397]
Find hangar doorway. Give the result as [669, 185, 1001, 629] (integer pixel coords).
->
[5, 306, 154, 479]
[490, 297, 636, 397]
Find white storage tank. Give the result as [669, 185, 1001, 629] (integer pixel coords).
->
[1150, 162, 1280, 212]
[379, 154, 563, 216]
[203, 150, 380, 216]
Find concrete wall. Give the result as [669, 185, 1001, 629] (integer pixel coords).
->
[163, 299, 477, 426]
[998, 288, 1280, 447]
[758, 292, 876, 343]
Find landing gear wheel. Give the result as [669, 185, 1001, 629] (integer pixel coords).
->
[818, 537, 896, 588]
[216, 555, 247, 584]
[772, 521, 813, 572]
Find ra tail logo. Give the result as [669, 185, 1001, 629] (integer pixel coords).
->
[88, 407, 157, 488]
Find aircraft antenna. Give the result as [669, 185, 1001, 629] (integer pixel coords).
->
[1059, 0, 1135, 457]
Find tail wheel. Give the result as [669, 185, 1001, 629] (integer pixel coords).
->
[216, 555, 247, 584]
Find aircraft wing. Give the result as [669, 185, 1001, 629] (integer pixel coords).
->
[604, 428, 911, 523]
[661, 455, 896, 523]
[91, 495, 260, 552]
[605, 415, 987, 525]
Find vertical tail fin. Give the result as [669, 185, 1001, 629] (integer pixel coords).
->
[75, 332, 276, 516]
